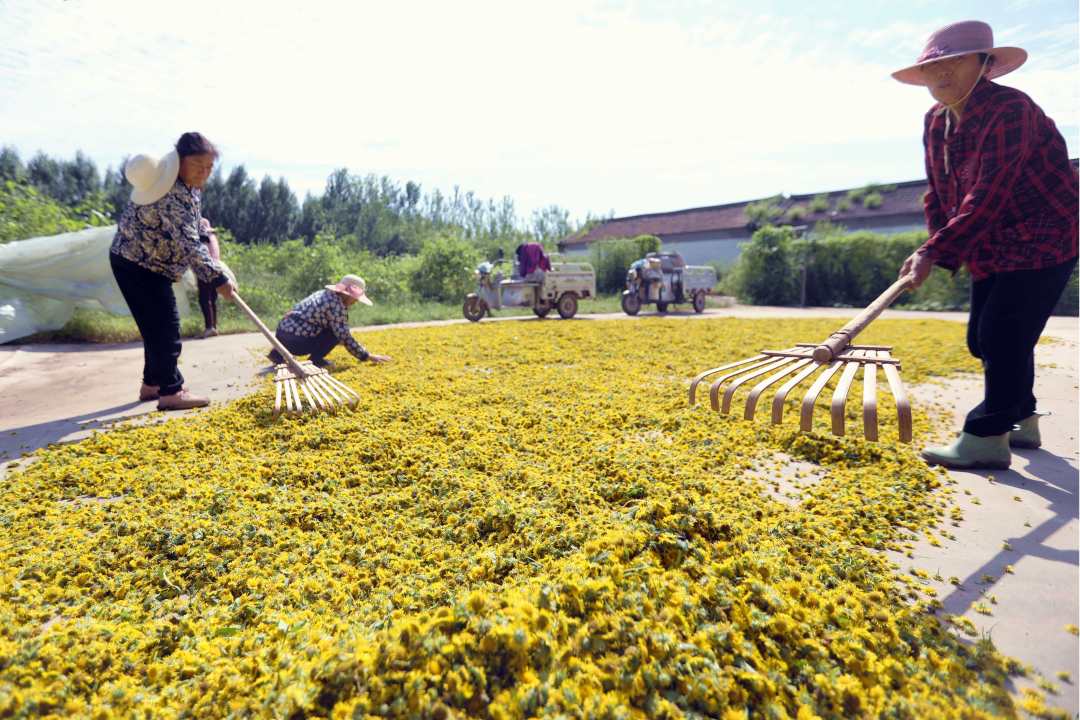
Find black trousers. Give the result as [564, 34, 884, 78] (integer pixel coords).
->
[273, 327, 338, 363]
[197, 279, 218, 330]
[964, 258, 1077, 436]
[110, 253, 185, 395]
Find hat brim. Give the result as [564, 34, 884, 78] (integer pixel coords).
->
[130, 150, 180, 205]
[326, 284, 373, 305]
[891, 46, 1027, 86]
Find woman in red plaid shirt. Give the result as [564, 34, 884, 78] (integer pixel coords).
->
[894, 21, 1078, 469]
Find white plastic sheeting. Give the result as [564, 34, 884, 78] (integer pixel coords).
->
[0, 225, 199, 344]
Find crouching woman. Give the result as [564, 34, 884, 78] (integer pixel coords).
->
[268, 275, 391, 368]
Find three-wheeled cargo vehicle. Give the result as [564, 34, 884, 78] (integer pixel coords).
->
[620, 251, 716, 315]
[463, 259, 596, 322]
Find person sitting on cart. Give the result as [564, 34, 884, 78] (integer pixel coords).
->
[515, 242, 552, 281]
[267, 275, 391, 369]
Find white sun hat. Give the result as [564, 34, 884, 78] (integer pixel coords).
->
[125, 150, 180, 206]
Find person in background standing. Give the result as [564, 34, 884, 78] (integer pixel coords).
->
[197, 217, 222, 338]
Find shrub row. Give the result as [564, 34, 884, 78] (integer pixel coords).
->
[723, 226, 1078, 316]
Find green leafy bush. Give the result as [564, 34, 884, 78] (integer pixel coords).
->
[846, 187, 867, 203]
[863, 192, 884, 209]
[808, 194, 830, 213]
[729, 225, 800, 305]
[0, 180, 112, 243]
[589, 235, 661, 294]
[410, 234, 480, 303]
[744, 195, 785, 229]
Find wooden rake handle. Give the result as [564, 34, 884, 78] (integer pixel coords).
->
[230, 292, 308, 378]
[812, 276, 914, 363]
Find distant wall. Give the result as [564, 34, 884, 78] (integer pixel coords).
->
[560, 214, 928, 263]
[658, 237, 745, 265]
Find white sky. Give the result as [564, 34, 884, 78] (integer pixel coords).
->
[1, 0, 1076, 223]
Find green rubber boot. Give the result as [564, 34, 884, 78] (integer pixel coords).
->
[921, 432, 1011, 470]
[1009, 414, 1042, 449]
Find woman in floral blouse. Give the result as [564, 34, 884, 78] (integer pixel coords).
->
[893, 21, 1078, 469]
[268, 275, 391, 368]
[110, 132, 238, 410]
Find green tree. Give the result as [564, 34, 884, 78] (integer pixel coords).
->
[0, 180, 111, 243]
[731, 225, 800, 305]
[27, 152, 64, 201]
[102, 159, 131, 220]
[410, 234, 479, 302]
[531, 204, 572, 243]
[0, 146, 25, 182]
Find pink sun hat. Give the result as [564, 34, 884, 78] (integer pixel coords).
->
[891, 20, 1027, 86]
[326, 274, 373, 305]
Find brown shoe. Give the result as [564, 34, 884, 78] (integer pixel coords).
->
[157, 390, 210, 411]
[139, 384, 160, 401]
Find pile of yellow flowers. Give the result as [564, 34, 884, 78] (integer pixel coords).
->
[0, 317, 1059, 718]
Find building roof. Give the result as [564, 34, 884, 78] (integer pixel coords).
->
[560, 158, 1079, 248]
[560, 180, 927, 247]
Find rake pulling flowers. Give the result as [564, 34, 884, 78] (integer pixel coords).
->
[232, 293, 361, 418]
[690, 277, 914, 442]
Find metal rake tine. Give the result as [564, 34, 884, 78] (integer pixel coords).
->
[863, 351, 879, 442]
[721, 356, 802, 415]
[881, 350, 913, 443]
[830, 349, 864, 437]
[771, 361, 823, 425]
[800, 360, 845, 433]
[689, 354, 767, 405]
[745, 357, 814, 420]
[710, 352, 797, 411]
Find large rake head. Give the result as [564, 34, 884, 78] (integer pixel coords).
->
[231, 292, 362, 420]
[690, 278, 914, 443]
[273, 361, 360, 418]
[689, 343, 911, 442]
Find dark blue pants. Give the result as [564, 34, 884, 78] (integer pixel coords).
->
[110, 253, 184, 395]
[964, 258, 1076, 436]
[271, 327, 338, 364]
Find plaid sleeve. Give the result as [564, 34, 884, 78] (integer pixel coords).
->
[921, 117, 948, 237]
[329, 299, 370, 361]
[921, 99, 1035, 264]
